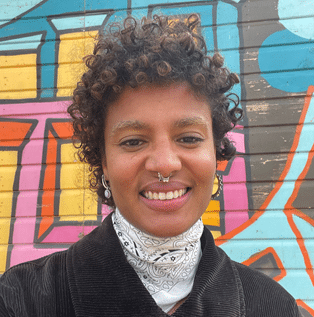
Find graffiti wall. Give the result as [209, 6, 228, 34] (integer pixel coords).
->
[0, 0, 313, 315]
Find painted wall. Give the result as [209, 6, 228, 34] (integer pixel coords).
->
[0, 0, 313, 315]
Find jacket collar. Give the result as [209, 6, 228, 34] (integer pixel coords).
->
[66, 213, 245, 317]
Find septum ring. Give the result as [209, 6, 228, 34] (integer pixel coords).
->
[158, 172, 172, 183]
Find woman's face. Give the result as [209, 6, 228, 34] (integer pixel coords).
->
[102, 82, 216, 237]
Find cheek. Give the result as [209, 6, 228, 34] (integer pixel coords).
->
[106, 155, 140, 192]
[193, 151, 216, 188]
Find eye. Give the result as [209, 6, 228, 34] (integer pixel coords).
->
[177, 136, 204, 146]
[119, 138, 146, 150]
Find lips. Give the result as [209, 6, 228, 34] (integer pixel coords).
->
[142, 188, 188, 200]
[139, 182, 191, 212]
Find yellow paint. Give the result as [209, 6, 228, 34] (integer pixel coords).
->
[210, 230, 221, 239]
[0, 218, 11, 244]
[0, 245, 8, 274]
[0, 191, 14, 219]
[83, 189, 99, 216]
[0, 151, 18, 273]
[60, 215, 85, 222]
[0, 150, 18, 168]
[0, 54, 37, 99]
[60, 144, 85, 189]
[0, 218, 11, 273]
[0, 151, 17, 218]
[84, 215, 99, 221]
[57, 31, 98, 97]
[202, 200, 220, 226]
[59, 143, 98, 218]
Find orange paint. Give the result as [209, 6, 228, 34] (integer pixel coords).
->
[242, 247, 286, 282]
[216, 86, 314, 246]
[39, 131, 57, 238]
[296, 299, 314, 315]
[0, 121, 32, 147]
[52, 121, 73, 139]
[217, 160, 228, 171]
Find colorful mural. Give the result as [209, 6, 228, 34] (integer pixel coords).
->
[0, 0, 313, 315]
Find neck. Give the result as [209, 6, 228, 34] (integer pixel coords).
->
[112, 208, 204, 313]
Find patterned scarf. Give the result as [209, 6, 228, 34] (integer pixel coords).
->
[112, 209, 203, 313]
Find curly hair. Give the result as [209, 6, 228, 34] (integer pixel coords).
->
[67, 14, 243, 207]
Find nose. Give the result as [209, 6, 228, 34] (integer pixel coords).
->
[145, 138, 182, 177]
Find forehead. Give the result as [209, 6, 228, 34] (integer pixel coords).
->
[105, 82, 212, 131]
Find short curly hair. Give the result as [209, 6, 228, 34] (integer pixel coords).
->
[67, 14, 243, 207]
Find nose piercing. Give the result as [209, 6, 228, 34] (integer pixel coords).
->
[158, 172, 172, 183]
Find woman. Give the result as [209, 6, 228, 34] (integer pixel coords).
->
[0, 14, 300, 317]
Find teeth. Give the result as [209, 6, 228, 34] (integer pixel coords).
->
[166, 191, 174, 200]
[143, 188, 187, 200]
[159, 192, 166, 200]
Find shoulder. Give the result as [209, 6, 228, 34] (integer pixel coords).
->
[233, 261, 301, 317]
[0, 249, 68, 285]
[0, 250, 70, 316]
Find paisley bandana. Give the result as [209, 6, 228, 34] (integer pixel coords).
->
[112, 209, 203, 313]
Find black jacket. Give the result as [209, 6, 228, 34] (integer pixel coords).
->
[0, 214, 300, 317]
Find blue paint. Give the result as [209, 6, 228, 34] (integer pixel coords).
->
[216, 2, 240, 100]
[85, 0, 127, 10]
[51, 14, 108, 31]
[217, 1, 238, 24]
[0, 0, 44, 27]
[0, 34, 43, 51]
[0, 0, 128, 99]
[220, 90, 314, 309]
[278, 0, 314, 40]
[259, 29, 314, 93]
[132, 0, 210, 9]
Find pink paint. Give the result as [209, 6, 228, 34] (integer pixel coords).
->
[224, 156, 247, 183]
[0, 101, 70, 116]
[224, 211, 249, 234]
[10, 245, 66, 267]
[223, 157, 249, 233]
[42, 226, 84, 243]
[227, 129, 245, 153]
[2, 102, 74, 266]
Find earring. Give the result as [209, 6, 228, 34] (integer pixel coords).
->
[211, 174, 223, 199]
[101, 175, 112, 199]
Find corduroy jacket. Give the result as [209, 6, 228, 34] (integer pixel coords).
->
[0, 214, 301, 317]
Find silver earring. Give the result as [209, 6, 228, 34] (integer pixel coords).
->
[101, 175, 112, 199]
[158, 172, 172, 183]
[211, 174, 223, 199]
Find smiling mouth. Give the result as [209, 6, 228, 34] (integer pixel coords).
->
[141, 188, 190, 200]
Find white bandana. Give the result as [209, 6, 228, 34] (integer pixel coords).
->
[112, 209, 203, 313]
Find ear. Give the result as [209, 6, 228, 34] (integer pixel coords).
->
[101, 146, 109, 179]
[102, 164, 109, 180]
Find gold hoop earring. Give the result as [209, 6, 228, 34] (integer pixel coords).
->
[211, 174, 223, 199]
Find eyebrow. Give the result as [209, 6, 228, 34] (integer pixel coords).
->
[174, 116, 208, 128]
[110, 120, 149, 136]
[110, 116, 208, 136]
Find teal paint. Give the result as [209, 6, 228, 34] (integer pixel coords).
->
[278, 0, 314, 40]
[259, 30, 314, 93]
[0, 34, 43, 51]
[51, 14, 108, 31]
